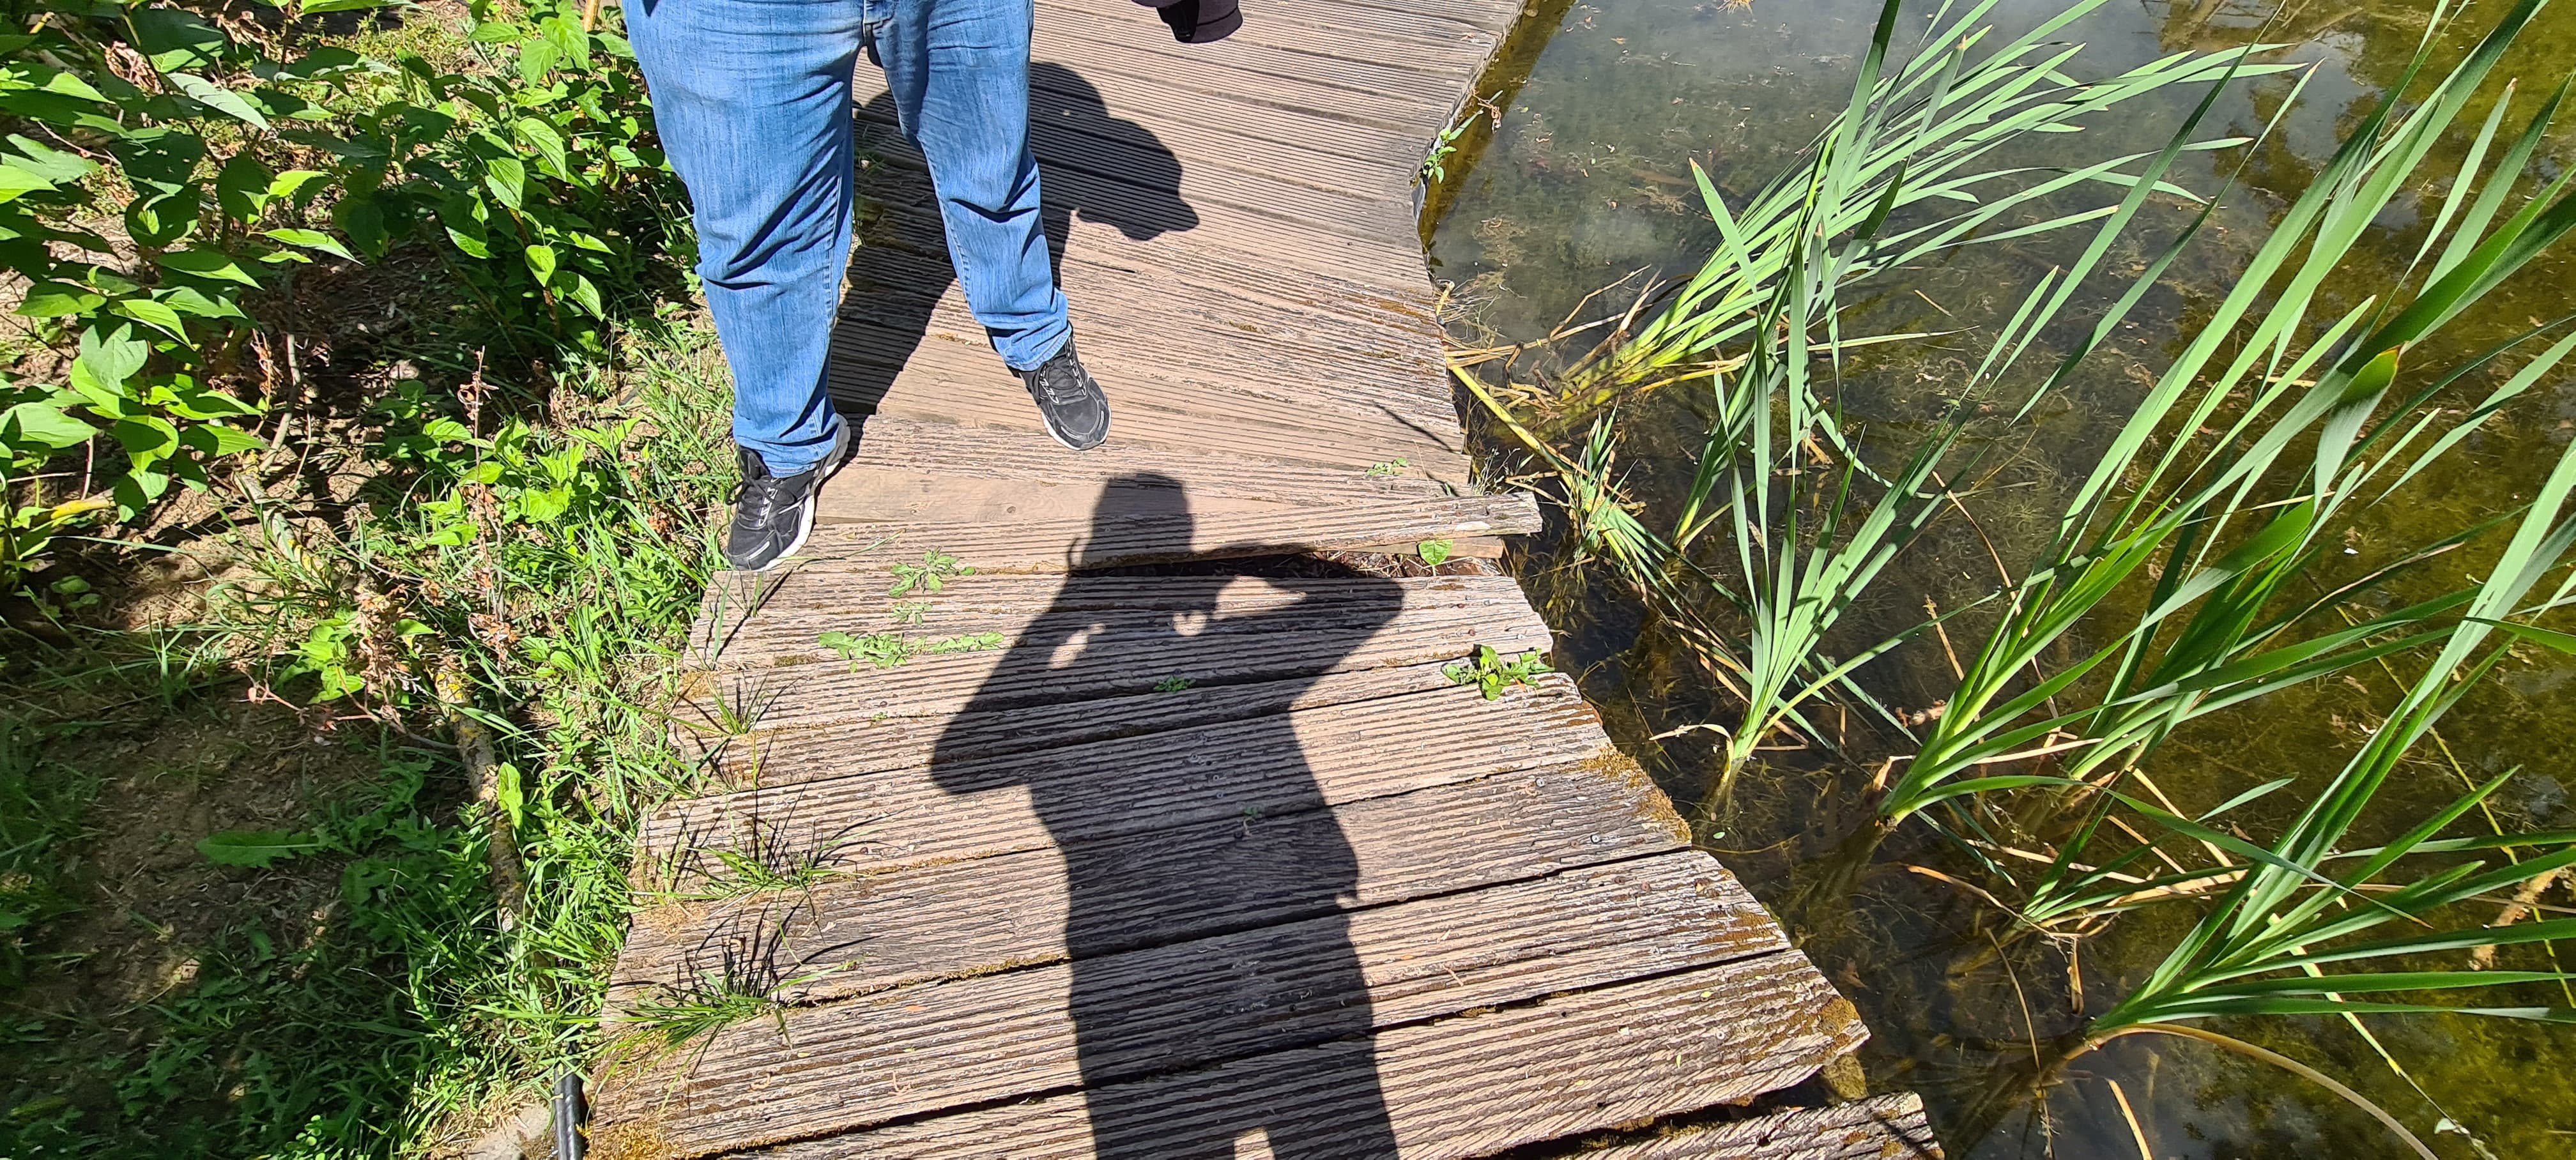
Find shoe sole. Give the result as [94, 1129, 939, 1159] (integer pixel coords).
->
[1040, 417, 1112, 454]
[731, 425, 856, 574]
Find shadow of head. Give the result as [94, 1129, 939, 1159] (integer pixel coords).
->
[1029, 62, 1200, 243]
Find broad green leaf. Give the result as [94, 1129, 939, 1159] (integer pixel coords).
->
[2, 401, 98, 450]
[484, 155, 526, 210]
[112, 296, 188, 336]
[518, 484, 572, 523]
[17, 282, 105, 317]
[518, 36, 560, 85]
[181, 422, 267, 456]
[129, 8, 228, 72]
[5, 135, 96, 183]
[77, 326, 148, 387]
[516, 116, 569, 177]
[267, 228, 357, 262]
[269, 169, 331, 203]
[199, 829, 324, 868]
[158, 249, 263, 287]
[335, 192, 389, 257]
[0, 160, 57, 202]
[523, 242, 558, 282]
[158, 286, 248, 319]
[216, 153, 275, 224]
[169, 74, 272, 131]
[112, 465, 171, 515]
[568, 273, 604, 319]
[495, 762, 525, 828]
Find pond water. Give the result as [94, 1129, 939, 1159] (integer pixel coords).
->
[1426, 1, 2576, 1156]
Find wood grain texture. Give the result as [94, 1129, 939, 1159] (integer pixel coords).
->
[676, 660, 1469, 785]
[598, 853, 1784, 1157]
[677, 594, 1551, 741]
[1567, 1095, 1943, 1159]
[616, 759, 1690, 1006]
[638, 675, 1606, 880]
[798, 491, 1542, 570]
[720, 958, 1867, 1159]
[689, 570, 1534, 670]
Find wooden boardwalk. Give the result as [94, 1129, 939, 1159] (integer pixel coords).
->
[588, 0, 1938, 1155]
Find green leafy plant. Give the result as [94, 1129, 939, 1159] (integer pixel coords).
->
[0, 1, 387, 588]
[1153, 675, 1194, 692]
[887, 549, 969, 597]
[1445, 644, 1551, 700]
[370, 0, 680, 353]
[817, 627, 1004, 671]
[1416, 539, 1454, 567]
[1364, 457, 1410, 478]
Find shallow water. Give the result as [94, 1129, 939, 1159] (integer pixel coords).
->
[1428, 1, 2576, 1156]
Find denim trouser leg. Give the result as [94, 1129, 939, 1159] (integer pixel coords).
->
[870, 0, 1071, 370]
[629, 0, 1071, 476]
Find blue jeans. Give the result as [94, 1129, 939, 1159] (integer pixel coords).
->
[629, 0, 1071, 474]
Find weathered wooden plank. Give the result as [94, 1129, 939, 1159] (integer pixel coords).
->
[1036, 0, 1503, 85]
[797, 491, 1543, 570]
[598, 852, 1779, 1158]
[1023, 5, 1489, 112]
[615, 756, 1689, 1005]
[639, 674, 1603, 881]
[689, 572, 1529, 670]
[691, 661, 1484, 781]
[838, 335, 1473, 483]
[712, 956, 1867, 1159]
[837, 415, 1452, 508]
[681, 592, 1549, 744]
[1029, 33, 1448, 123]
[830, 253, 1465, 441]
[1567, 1095, 1943, 1159]
[829, 238, 1470, 450]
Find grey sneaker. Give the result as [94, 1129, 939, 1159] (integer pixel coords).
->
[724, 424, 852, 572]
[1019, 341, 1110, 451]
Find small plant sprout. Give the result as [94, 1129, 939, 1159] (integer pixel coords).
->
[1445, 645, 1551, 700]
[889, 600, 930, 625]
[1153, 675, 1195, 693]
[888, 550, 970, 597]
[1417, 539, 1455, 567]
[1364, 458, 1411, 478]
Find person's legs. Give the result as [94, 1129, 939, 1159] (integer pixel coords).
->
[869, 0, 1071, 370]
[629, 0, 864, 475]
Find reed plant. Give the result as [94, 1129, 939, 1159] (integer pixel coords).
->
[1878, 0, 2576, 834]
[1485, 0, 2295, 431]
[1462, 0, 2576, 1140]
[1458, 0, 2297, 807]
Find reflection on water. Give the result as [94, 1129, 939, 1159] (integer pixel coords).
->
[1429, 1, 2576, 1156]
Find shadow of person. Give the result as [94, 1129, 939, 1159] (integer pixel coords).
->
[930, 475, 1400, 1158]
[829, 63, 1200, 415]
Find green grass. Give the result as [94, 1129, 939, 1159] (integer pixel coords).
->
[0, 313, 737, 1157]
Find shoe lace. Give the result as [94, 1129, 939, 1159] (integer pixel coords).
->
[1031, 357, 1091, 406]
[728, 452, 786, 526]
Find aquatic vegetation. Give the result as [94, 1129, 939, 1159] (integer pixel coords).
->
[1457, 0, 2576, 1145]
